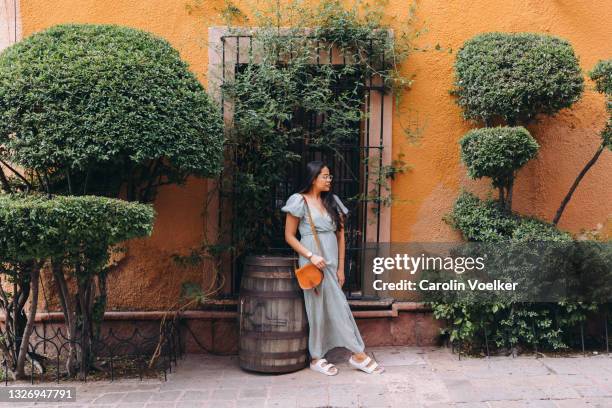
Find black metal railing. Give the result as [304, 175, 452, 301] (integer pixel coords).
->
[2, 321, 182, 384]
[449, 306, 611, 360]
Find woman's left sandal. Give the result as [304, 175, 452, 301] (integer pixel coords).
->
[349, 355, 385, 374]
[310, 358, 339, 376]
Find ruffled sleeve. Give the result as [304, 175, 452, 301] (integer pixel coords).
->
[333, 194, 349, 216]
[281, 193, 305, 218]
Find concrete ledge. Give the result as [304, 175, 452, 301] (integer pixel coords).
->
[0, 302, 441, 353]
[0, 302, 432, 322]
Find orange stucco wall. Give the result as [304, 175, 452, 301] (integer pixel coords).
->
[16, 0, 612, 310]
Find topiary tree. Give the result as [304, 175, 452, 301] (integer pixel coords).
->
[553, 59, 612, 225]
[442, 33, 608, 356]
[0, 24, 224, 202]
[460, 126, 539, 210]
[453, 32, 584, 126]
[0, 194, 154, 379]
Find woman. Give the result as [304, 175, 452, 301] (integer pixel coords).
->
[281, 160, 385, 376]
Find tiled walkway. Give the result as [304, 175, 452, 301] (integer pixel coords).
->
[2, 346, 611, 407]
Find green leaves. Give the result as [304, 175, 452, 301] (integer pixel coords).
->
[459, 126, 539, 188]
[0, 24, 224, 199]
[590, 59, 612, 96]
[0, 194, 154, 272]
[449, 192, 571, 243]
[589, 60, 612, 149]
[453, 32, 584, 125]
[430, 298, 600, 353]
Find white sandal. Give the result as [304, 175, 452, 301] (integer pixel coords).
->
[349, 355, 385, 374]
[309, 358, 338, 376]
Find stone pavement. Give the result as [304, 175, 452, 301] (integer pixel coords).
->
[1, 346, 611, 407]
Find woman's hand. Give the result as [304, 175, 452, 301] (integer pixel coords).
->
[336, 269, 345, 287]
[310, 254, 326, 269]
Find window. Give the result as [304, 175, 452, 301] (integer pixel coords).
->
[206, 27, 392, 299]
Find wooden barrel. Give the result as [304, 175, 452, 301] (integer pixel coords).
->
[238, 255, 309, 373]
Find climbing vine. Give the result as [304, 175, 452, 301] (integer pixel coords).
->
[180, 0, 430, 298]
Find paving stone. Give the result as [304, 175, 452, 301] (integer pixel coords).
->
[266, 396, 297, 407]
[236, 398, 266, 408]
[145, 403, 177, 408]
[152, 390, 183, 401]
[121, 391, 154, 403]
[210, 388, 240, 400]
[372, 347, 427, 367]
[91, 392, 127, 404]
[525, 401, 558, 408]
[116, 403, 147, 408]
[537, 385, 581, 399]
[238, 387, 268, 399]
[582, 397, 612, 407]
[295, 391, 329, 407]
[2, 349, 609, 408]
[554, 399, 592, 408]
[202, 401, 236, 408]
[175, 401, 206, 408]
[328, 386, 360, 407]
[574, 386, 612, 398]
[487, 401, 531, 408]
[421, 403, 454, 408]
[179, 390, 211, 401]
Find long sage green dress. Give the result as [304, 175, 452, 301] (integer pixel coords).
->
[281, 193, 366, 359]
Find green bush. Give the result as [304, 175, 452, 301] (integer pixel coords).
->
[511, 217, 572, 243]
[449, 192, 571, 243]
[0, 194, 154, 265]
[448, 192, 518, 242]
[460, 126, 539, 188]
[590, 59, 612, 96]
[589, 59, 611, 148]
[0, 24, 223, 200]
[453, 32, 584, 125]
[434, 192, 600, 353]
[0, 193, 154, 378]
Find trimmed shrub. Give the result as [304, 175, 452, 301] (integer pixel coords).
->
[448, 191, 571, 243]
[435, 193, 594, 353]
[459, 126, 539, 188]
[590, 59, 612, 96]
[512, 217, 572, 242]
[448, 192, 518, 242]
[453, 32, 584, 125]
[0, 24, 223, 200]
[0, 193, 154, 265]
[0, 193, 154, 378]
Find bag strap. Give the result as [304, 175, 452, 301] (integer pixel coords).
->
[300, 194, 324, 259]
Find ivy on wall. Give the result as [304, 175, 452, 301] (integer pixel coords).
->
[179, 0, 431, 297]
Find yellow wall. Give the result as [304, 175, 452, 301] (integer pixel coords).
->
[18, 0, 612, 309]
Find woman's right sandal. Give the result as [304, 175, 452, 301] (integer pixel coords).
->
[310, 358, 338, 376]
[349, 355, 385, 374]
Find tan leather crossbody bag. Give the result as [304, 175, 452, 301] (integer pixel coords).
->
[294, 194, 325, 295]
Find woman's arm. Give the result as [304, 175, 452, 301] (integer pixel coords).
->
[285, 214, 326, 269]
[336, 214, 346, 286]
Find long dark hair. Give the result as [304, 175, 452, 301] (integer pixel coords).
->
[296, 160, 346, 229]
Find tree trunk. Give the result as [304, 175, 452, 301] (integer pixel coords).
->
[51, 260, 79, 376]
[553, 143, 606, 225]
[0, 167, 11, 193]
[498, 186, 505, 207]
[16, 266, 40, 379]
[506, 175, 514, 212]
[77, 277, 91, 380]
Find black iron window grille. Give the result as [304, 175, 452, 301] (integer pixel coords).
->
[209, 29, 393, 300]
